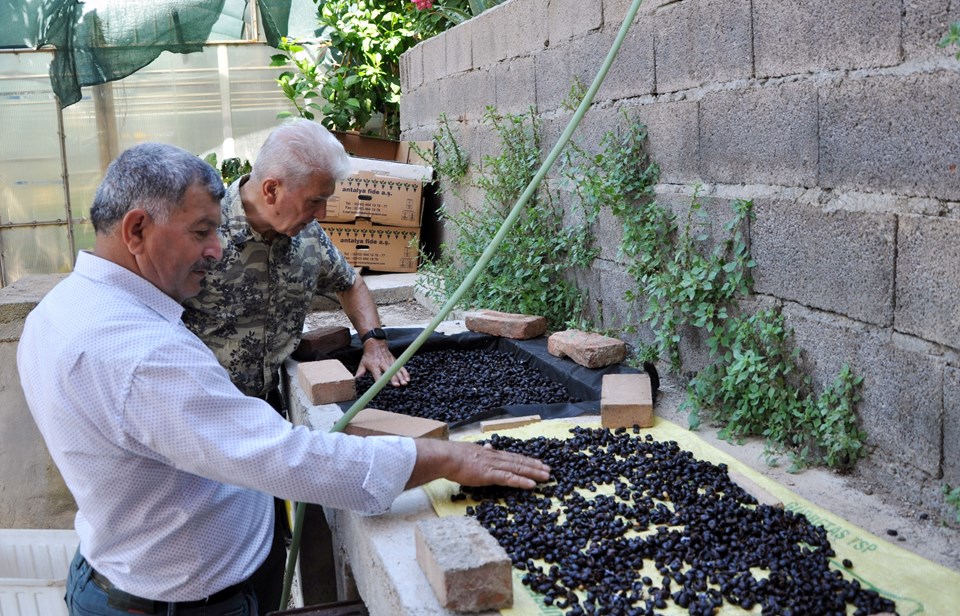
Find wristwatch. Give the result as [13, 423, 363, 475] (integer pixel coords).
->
[360, 327, 387, 343]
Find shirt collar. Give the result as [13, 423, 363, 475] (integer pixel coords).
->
[74, 251, 184, 324]
[223, 176, 258, 246]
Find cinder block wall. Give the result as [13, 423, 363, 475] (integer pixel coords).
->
[400, 0, 960, 511]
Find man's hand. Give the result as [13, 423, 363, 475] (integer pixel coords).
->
[355, 339, 410, 387]
[406, 439, 551, 490]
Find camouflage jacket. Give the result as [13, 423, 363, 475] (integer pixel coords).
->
[182, 177, 356, 397]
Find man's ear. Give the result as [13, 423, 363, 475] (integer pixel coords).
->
[262, 178, 280, 205]
[120, 208, 151, 255]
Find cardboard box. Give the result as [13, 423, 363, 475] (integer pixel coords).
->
[322, 220, 420, 273]
[325, 157, 430, 227]
[333, 130, 432, 166]
[325, 134, 434, 228]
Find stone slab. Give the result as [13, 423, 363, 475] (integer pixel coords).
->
[480, 415, 542, 433]
[295, 326, 352, 359]
[297, 360, 357, 406]
[465, 309, 547, 340]
[344, 408, 449, 440]
[415, 516, 513, 612]
[601, 373, 654, 429]
[548, 329, 627, 368]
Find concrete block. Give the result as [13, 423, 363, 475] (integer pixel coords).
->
[400, 44, 423, 92]
[297, 360, 356, 405]
[902, 0, 960, 61]
[895, 215, 960, 348]
[421, 33, 447, 84]
[700, 82, 818, 187]
[548, 330, 627, 368]
[497, 0, 548, 58]
[548, 0, 602, 44]
[344, 408, 449, 440]
[465, 309, 547, 339]
[415, 516, 513, 612]
[945, 367, 960, 487]
[295, 326, 352, 359]
[784, 305, 943, 477]
[493, 55, 537, 115]
[601, 373, 654, 429]
[470, 0, 547, 68]
[591, 21, 656, 103]
[400, 81, 440, 132]
[653, 0, 698, 92]
[533, 44, 572, 114]
[696, 0, 753, 83]
[856, 331, 944, 478]
[458, 67, 496, 122]
[595, 263, 650, 342]
[480, 415, 542, 433]
[820, 73, 960, 201]
[634, 101, 699, 185]
[751, 198, 896, 327]
[446, 20, 473, 74]
[654, 0, 752, 93]
[754, 0, 901, 77]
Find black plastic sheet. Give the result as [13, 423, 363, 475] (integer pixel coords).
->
[325, 327, 659, 428]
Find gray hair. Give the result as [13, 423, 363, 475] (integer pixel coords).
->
[250, 119, 351, 188]
[90, 143, 225, 233]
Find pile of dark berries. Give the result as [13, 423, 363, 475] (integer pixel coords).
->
[352, 348, 577, 423]
[454, 426, 898, 616]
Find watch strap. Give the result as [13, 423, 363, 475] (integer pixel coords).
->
[360, 327, 387, 343]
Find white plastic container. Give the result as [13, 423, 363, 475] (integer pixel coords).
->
[0, 529, 78, 616]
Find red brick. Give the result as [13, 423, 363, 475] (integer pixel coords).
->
[415, 516, 513, 612]
[601, 373, 654, 429]
[296, 360, 356, 405]
[344, 408, 449, 439]
[548, 330, 627, 368]
[480, 415, 542, 433]
[464, 309, 547, 339]
[295, 325, 351, 359]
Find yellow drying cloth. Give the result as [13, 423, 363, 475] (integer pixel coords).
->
[423, 417, 960, 615]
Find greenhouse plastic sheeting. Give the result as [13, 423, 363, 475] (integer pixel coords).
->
[0, 0, 292, 106]
[324, 328, 659, 428]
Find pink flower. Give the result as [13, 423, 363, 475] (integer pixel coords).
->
[412, 0, 433, 9]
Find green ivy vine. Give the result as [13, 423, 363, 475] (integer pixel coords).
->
[420, 105, 868, 471]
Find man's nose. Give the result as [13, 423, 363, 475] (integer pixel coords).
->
[205, 235, 223, 261]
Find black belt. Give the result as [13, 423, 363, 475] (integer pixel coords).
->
[89, 567, 246, 613]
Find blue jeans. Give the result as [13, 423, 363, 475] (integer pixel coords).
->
[65, 549, 258, 616]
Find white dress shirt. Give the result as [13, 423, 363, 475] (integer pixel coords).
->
[17, 251, 416, 601]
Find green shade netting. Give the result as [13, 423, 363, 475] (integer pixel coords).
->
[0, 0, 304, 107]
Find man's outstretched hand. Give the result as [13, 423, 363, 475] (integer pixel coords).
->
[406, 439, 551, 490]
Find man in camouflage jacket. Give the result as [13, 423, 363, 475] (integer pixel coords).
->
[183, 119, 410, 413]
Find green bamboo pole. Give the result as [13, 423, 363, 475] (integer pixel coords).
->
[279, 0, 645, 608]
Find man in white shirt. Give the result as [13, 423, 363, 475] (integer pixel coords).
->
[17, 142, 550, 616]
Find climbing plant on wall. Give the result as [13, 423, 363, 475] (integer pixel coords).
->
[421, 99, 868, 472]
[416, 106, 600, 328]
